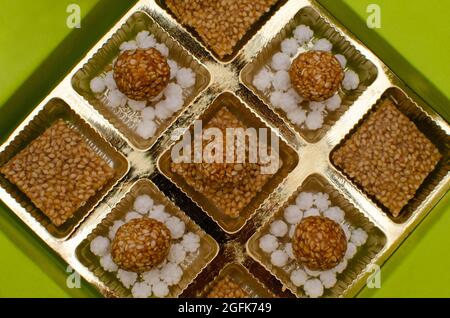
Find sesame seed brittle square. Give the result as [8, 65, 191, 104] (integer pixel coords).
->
[332, 99, 442, 217]
[170, 107, 275, 220]
[0, 119, 115, 226]
[165, 0, 280, 59]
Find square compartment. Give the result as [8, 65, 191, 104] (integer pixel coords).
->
[199, 262, 274, 298]
[241, 6, 378, 143]
[246, 174, 386, 298]
[331, 87, 449, 223]
[158, 92, 299, 234]
[72, 11, 211, 150]
[0, 98, 129, 239]
[76, 178, 219, 298]
[156, 0, 287, 63]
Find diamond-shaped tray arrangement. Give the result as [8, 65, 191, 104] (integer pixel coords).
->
[0, 0, 448, 298]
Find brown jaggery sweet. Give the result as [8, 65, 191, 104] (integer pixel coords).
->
[111, 218, 171, 273]
[332, 99, 442, 217]
[207, 276, 249, 298]
[0, 119, 114, 226]
[165, 0, 279, 59]
[289, 51, 344, 102]
[170, 108, 276, 219]
[292, 216, 347, 271]
[114, 48, 170, 100]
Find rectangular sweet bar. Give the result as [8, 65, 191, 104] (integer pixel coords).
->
[1, 119, 115, 226]
[165, 0, 279, 59]
[332, 99, 442, 217]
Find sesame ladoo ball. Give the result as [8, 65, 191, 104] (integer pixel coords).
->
[292, 216, 347, 271]
[289, 51, 344, 102]
[113, 48, 170, 101]
[111, 218, 171, 273]
[170, 108, 275, 219]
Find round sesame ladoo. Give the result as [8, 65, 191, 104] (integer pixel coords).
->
[289, 51, 344, 102]
[114, 48, 170, 101]
[111, 218, 171, 273]
[292, 216, 347, 271]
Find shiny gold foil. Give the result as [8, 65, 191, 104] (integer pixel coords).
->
[76, 179, 219, 298]
[0, 0, 448, 298]
[331, 87, 450, 224]
[72, 11, 211, 151]
[241, 6, 378, 143]
[198, 262, 275, 298]
[0, 98, 129, 239]
[158, 92, 299, 234]
[247, 174, 387, 298]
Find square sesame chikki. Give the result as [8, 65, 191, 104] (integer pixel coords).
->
[170, 108, 276, 219]
[165, 0, 279, 59]
[332, 99, 441, 217]
[1, 119, 114, 226]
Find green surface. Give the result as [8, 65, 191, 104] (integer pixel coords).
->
[320, 0, 450, 297]
[340, 0, 450, 104]
[0, 1, 95, 107]
[0, 0, 449, 297]
[0, 0, 137, 298]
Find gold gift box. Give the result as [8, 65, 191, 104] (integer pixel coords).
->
[0, 0, 448, 298]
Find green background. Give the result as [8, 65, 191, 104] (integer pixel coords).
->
[0, 0, 448, 297]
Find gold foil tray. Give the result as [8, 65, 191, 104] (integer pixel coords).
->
[331, 87, 450, 224]
[247, 174, 387, 297]
[158, 91, 299, 234]
[155, 0, 289, 63]
[76, 178, 219, 298]
[241, 6, 378, 143]
[0, 98, 129, 240]
[198, 262, 275, 298]
[0, 0, 448, 298]
[72, 11, 211, 151]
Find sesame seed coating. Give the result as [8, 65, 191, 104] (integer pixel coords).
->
[111, 218, 172, 273]
[332, 99, 442, 216]
[207, 276, 249, 298]
[114, 48, 170, 101]
[0, 119, 114, 226]
[170, 108, 275, 219]
[292, 216, 347, 271]
[166, 0, 279, 58]
[289, 51, 344, 102]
